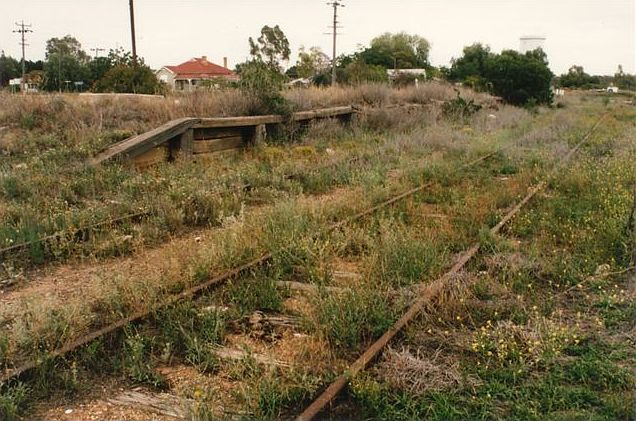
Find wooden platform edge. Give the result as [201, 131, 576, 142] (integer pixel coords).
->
[89, 117, 200, 165]
[90, 106, 355, 165]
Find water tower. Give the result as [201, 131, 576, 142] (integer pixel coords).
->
[519, 35, 546, 53]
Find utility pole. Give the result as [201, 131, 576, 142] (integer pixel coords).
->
[129, 0, 137, 64]
[90, 47, 105, 58]
[13, 21, 33, 94]
[327, 1, 344, 86]
[58, 53, 62, 93]
[0, 50, 4, 88]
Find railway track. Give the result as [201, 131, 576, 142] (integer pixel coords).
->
[0, 145, 508, 385]
[0, 146, 404, 266]
[295, 114, 607, 421]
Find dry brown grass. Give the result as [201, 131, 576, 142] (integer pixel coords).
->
[377, 347, 479, 396]
[0, 82, 489, 134]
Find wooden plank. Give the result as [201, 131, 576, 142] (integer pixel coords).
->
[192, 136, 244, 154]
[108, 390, 186, 419]
[193, 126, 244, 140]
[213, 346, 290, 367]
[133, 145, 168, 168]
[91, 117, 199, 165]
[196, 114, 282, 128]
[195, 107, 355, 128]
[291, 106, 354, 121]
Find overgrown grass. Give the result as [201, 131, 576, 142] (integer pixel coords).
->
[346, 100, 636, 421]
[3, 93, 618, 419]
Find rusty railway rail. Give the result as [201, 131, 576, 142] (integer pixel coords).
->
[0, 152, 378, 263]
[295, 114, 607, 421]
[0, 146, 507, 384]
[0, 183, 247, 262]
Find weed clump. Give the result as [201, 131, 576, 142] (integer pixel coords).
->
[154, 302, 225, 373]
[227, 274, 284, 316]
[122, 329, 167, 388]
[369, 222, 442, 287]
[0, 383, 31, 421]
[442, 90, 482, 121]
[314, 288, 399, 353]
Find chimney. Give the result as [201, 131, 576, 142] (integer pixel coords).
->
[201, 55, 207, 61]
[223, 57, 228, 69]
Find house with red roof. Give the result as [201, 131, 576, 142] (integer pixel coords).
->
[156, 56, 238, 90]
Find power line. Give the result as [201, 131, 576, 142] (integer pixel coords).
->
[327, 1, 344, 86]
[13, 20, 33, 93]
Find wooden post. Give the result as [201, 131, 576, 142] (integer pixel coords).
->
[253, 124, 266, 146]
[179, 128, 193, 159]
[338, 111, 355, 126]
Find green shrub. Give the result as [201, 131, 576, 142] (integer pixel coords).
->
[93, 63, 164, 95]
[155, 302, 225, 372]
[314, 288, 397, 352]
[238, 60, 290, 116]
[0, 383, 31, 421]
[442, 91, 482, 120]
[370, 227, 441, 287]
[122, 329, 166, 388]
[228, 274, 283, 315]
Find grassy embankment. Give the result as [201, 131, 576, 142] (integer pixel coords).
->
[5, 92, 629, 420]
[0, 84, 492, 270]
[0, 83, 527, 418]
[346, 99, 636, 421]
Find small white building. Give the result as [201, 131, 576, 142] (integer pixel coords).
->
[387, 69, 426, 86]
[386, 68, 427, 80]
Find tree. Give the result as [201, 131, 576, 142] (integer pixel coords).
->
[93, 62, 163, 94]
[25, 60, 44, 73]
[43, 52, 90, 91]
[446, 44, 553, 105]
[0, 53, 21, 86]
[237, 60, 288, 114]
[88, 56, 113, 86]
[43, 35, 91, 91]
[485, 49, 553, 105]
[248, 25, 290, 70]
[243, 25, 291, 114]
[295, 46, 330, 79]
[447, 43, 492, 90]
[360, 32, 430, 69]
[45, 35, 89, 63]
[557, 65, 600, 89]
[613, 64, 636, 91]
[106, 47, 135, 67]
[86, 48, 135, 89]
[344, 59, 388, 84]
[285, 65, 299, 79]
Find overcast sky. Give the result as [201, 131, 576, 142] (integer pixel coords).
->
[2, 0, 635, 75]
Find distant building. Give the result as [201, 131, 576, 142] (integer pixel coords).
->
[8, 73, 41, 93]
[386, 68, 427, 84]
[287, 78, 312, 88]
[156, 56, 238, 90]
[519, 35, 546, 53]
